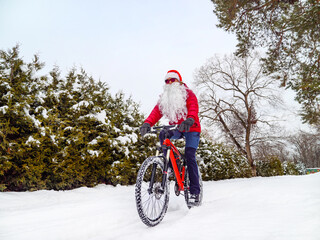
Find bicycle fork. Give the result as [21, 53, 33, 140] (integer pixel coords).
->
[147, 147, 170, 195]
[147, 146, 186, 195]
[160, 149, 171, 191]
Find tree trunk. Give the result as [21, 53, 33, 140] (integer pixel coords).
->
[219, 115, 247, 156]
[246, 106, 256, 176]
[246, 143, 256, 176]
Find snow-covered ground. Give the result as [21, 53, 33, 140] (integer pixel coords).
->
[1, 173, 319, 240]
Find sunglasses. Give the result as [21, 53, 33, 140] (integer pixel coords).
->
[165, 78, 178, 84]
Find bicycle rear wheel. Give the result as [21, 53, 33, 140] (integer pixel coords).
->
[135, 156, 170, 227]
[184, 167, 203, 208]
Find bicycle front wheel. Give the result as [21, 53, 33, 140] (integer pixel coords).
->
[135, 156, 170, 227]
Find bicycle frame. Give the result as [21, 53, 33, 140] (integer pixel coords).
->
[146, 125, 187, 196]
[160, 138, 186, 192]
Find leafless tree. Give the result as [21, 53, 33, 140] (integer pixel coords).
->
[254, 140, 292, 163]
[288, 131, 320, 168]
[194, 52, 285, 176]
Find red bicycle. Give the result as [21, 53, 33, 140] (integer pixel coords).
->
[135, 125, 203, 227]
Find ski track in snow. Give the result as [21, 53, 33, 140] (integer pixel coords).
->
[0, 174, 319, 240]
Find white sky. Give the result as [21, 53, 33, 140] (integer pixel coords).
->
[0, 0, 236, 113]
[0, 0, 310, 131]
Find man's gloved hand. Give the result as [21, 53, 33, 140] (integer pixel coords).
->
[178, 118, 195, 132]
[140, 122, 151, 137]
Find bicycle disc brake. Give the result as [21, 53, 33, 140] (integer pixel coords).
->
[154, 183, 164, 200]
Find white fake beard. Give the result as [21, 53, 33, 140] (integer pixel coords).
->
[158, 82, 188, 123]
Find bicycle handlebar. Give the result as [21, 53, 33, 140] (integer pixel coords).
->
[148, 125, 177, 135]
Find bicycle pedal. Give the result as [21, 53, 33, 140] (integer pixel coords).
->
[187, 202, 199, 208]
[187, 200, 200, 207]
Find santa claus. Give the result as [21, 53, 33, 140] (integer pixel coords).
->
[140, 70, 201, 205]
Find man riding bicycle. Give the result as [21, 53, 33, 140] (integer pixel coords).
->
[140, 69, 201, 205]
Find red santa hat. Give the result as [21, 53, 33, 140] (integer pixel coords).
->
[164, 70, 182, 82]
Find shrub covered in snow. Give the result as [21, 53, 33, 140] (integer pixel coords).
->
[0, 46, 153, 191]
[256, 155, 306, 177]
[197, 138, 252, 181]
[256, 156, 284, 177]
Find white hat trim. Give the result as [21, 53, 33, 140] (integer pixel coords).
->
[164, 72, 180, 81]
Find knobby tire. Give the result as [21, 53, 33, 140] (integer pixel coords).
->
[135, 156, 170, 227]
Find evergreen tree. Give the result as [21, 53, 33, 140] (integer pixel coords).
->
[105, 93, 156, 185]
[0, 45, 48, 191]
[0, 46, 149, 191]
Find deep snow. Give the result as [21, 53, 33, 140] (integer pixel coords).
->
[0, 173, 319, 240]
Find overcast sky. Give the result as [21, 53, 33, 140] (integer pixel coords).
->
[0, 0, 237, 111]
[0, 0, 310, 131]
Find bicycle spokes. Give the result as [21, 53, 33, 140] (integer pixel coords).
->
[135, 157, 169, 226]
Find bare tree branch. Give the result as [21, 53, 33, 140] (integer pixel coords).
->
[194, 52, 285, 176]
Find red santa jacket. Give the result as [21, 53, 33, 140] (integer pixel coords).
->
[144, 87, 201, 132]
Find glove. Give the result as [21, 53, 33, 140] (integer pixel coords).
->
[140, 122, 151, 137]
[178, 118, 195, 132]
